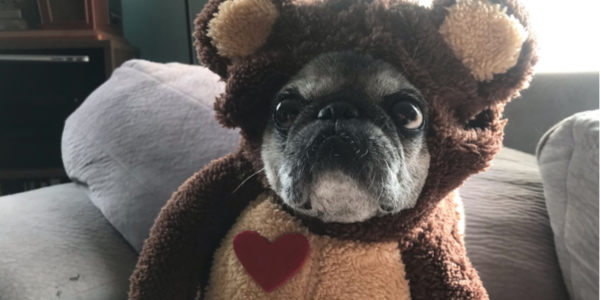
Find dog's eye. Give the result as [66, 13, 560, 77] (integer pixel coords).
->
[274, 100, 302, 129]
[391, 101, 423, 129]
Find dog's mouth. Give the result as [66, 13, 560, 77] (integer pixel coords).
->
[316, 134, 357, 160]
[305, 123, 369, 171]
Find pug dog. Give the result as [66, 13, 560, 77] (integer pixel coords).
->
[262, 51, 430, 223]
[130, 0, 537, 297]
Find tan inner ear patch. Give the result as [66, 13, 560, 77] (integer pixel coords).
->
[207, 0, 279, 59]
[439, 0, 528, 81]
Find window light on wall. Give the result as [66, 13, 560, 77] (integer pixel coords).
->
[417, 0, 600, 73]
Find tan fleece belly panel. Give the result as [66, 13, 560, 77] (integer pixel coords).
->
[204, 194, 411, 300]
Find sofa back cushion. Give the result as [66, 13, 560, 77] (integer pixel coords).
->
[461, 147, 570, 300]
[62, 60, 239, 252]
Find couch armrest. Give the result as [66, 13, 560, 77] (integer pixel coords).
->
[537, 110, 599, 300]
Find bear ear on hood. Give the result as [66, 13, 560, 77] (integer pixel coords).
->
[430, 0, 537, 101]
[193, 0, 538, 135]
[194, 0, 280, 79]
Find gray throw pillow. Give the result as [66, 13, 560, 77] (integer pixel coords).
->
[536, 110, 599, 300]
[62, 60, 239, 252]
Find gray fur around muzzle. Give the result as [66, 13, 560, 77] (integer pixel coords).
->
[261, 52, 430, 223]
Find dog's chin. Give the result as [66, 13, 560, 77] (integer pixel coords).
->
[291, 171, 382, 223]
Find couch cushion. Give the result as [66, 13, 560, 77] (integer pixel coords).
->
[461, 147, 570, 300]
[62, 60, 239, 252]
[536, 110, 599, 300]
[0, 183, 138, 300]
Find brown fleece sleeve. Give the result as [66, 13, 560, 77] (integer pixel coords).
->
[129, 150, 264, 300]
[400, 193, 488, 300]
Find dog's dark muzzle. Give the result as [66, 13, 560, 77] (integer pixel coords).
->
[302, 101, 373, 164]
[306, 123, 369, 171]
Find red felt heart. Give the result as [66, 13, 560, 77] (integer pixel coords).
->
[233, 230, 310, 293]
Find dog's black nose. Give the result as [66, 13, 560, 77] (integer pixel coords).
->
[318, 102, 359, 120]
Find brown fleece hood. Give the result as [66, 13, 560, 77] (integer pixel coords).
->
[194, 0, 537, 241]
[129, 0, 537, 299]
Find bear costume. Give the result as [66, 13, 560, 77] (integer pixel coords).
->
[129, 0, 538, 299]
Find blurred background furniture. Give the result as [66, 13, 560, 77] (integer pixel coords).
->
[3, 0, 599, 196]
[0, 0, 136, 195]
[37, 0, 123, 34]
[0, 60, 598, 300]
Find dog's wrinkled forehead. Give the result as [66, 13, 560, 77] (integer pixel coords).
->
[288, 52, 418, 101]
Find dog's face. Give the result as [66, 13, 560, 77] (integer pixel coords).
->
[262, 51, 430, 223]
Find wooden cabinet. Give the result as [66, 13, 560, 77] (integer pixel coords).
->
[0, 29, 136, 195]
[36, 0, 123, 35]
